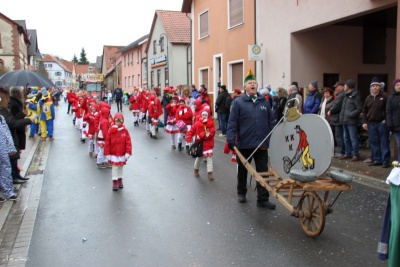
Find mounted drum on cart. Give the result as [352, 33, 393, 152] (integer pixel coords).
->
[235, 105, 353, 237]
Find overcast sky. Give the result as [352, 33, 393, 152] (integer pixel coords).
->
[2, 0, 184, 63]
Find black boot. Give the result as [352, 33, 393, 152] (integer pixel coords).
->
[178, 143, 183, 151]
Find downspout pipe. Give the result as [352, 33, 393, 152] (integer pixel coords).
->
[186, 12, 192, 87]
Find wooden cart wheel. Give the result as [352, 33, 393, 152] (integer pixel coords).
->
[298, 191, 326, 237]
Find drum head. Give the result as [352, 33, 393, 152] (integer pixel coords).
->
[269, 114, 334, 179]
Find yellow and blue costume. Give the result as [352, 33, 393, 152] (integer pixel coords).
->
[26, 94, 38, 138]
[37, 90, 55, 139]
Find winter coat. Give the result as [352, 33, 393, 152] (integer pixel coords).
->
[148, 101, 163, 120]
[215, 90, 231, 114]
[339, 89, 363, 125]
[318, 97, 334, 122]
[129, 94, 141, 110]
[114, 88, 123, 100]
[303, 90, 322, 114]
[227, 93, 276, 149]
[186, 117, 215, 156]
[329, 90, 345, 126]
[386, 91, 400, 132]
[104, 125, 132, 158]
[83, 110, 100, 137]
[97, 108, 111, 146]
[161, 93, 172, 108]
[8, 96, 28, 150]
[362, 91, 387, 124]
[0, 107, 31, 151]
[175, 105, 193, 126]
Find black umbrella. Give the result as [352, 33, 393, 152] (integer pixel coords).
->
[0, 69, 56, 88]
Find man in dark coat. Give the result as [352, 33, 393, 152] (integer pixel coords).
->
[227, 70, 276, 209]
[328, 81, 346, 158]
[215, 85, 231, 136]
[338, 79, 363, 162]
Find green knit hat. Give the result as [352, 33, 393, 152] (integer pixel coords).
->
[244, 69, 256, 83]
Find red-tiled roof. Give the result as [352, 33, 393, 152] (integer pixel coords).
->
[156, 10, 190, 44]
[76, 64, 96, 75]
[60, 60, 74, 73]
[42, 54, 71, 72]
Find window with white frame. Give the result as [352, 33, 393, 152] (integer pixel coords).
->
[137, 51, 140, 63]
[199, 11, 209, 39]
[229, 0, 244, 28]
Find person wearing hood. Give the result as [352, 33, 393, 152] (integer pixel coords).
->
[186, 109, 215, 180]
[104, 113, 132, 191]
[96, 106, 112, 169]
[361, 77, 391, 168]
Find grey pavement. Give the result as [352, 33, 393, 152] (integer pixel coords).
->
[0, 101, 394, 265]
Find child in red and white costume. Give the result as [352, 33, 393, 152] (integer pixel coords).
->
[104, 113, 132, 190]
[148, 94, 163, 139]
[96, 106, 112, 168]
[165, 96, 181, 149]
[175, 97, 193, 151]
[83, 103, 100, 157]
[73, 96, 87, 142]
[129, 88, 141, 126]
[186, 109, 215, 180]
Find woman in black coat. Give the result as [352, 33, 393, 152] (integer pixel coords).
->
[0, 87, 33, 183]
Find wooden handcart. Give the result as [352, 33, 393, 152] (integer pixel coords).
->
[235, 148, 352, 237]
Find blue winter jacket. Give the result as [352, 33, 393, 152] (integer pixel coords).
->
[227, 93, 276, 149]
[303, 90, 322, 114]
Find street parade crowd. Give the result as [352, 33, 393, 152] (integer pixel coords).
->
[0, 71, 400, 266]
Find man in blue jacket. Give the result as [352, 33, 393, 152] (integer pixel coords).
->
[114, 86, 123, 112]
[226, 70, 276, 209]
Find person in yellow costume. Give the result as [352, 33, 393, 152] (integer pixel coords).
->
[26, 92, 38, 139]
[37, 88, 55, 141]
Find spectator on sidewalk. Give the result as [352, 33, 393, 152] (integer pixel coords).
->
[0, 114, 18, 201]
[319, 87, 334, 123]
[287, 83, 303, 111]
[215, 84, 230, 136]
[328, 81, 346, 158]
[386, 78, 400, 162]
[362, 77, 391, 168]
[0, 87, 34, 184]
[303, 81, 322, 114]
[339, 79, 363, 162]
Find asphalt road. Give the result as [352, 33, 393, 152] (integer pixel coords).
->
[26, 103, 388, 267]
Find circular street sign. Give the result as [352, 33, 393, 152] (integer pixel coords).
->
[252, 45, 261, 55]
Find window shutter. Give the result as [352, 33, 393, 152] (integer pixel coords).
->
[229, 0, 243, 28]
[200, 11, 209, 38]
[232, 63, 243, 90]
[201, 69, 209, 89]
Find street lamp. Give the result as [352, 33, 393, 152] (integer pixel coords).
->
[159, 33, 169, 87]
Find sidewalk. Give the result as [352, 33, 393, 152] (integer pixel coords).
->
[0, 137, 39, 226]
